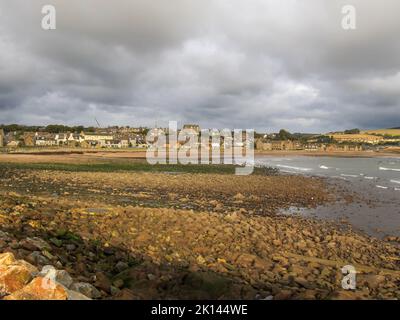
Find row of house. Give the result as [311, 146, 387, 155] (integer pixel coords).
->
[328, 134, 384, 144]
[255, 139, 363, 151]
[255, 140, 303, 151]
[1, 130, 146, 149]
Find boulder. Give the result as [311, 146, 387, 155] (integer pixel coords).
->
[70, 282, 101, 299]
[66, 289, 92, 300]
[0, 252, 16, 266]
[20, 237, 51, 252]
[0, 265, 33, 295]
[94, 272, 111, 293]
[39, 265, 74, 289]
[4, 277, 68, 300]
[26, 251, 50, 266]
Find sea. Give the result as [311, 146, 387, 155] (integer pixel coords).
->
[255, 155, 400, 238]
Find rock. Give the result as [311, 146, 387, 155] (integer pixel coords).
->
[49, 238, 63, 248]
[39, 265, 74, 289]
[196, 255, 206, 265]
[274, 289, 293, 300]
[0, 252, 16, 266]
[14, 260, 39, 275]
[183, 271, 232, 299]
[70, 282, 101, 299]
[110, 286, 121, 296]
[293, 277, 313, 289]
[95, 272, 111, 293]
[115, 261, 129, 272]
[66, 244, 76, 251]
[147, 274, 156, 281]
[21, 237, 51, 252]
[113, 288, 138, 300]
[113, 279, 124, 289]
[320, 267, 331, 278]
[384, 236, 400, 242]
[330, 290, 366, 300]
[9, 241, 20, 250]
[0, 240, 7, 250]
[0, 265, 33, 295]
[135, 232, 152, 243]
[360, 274, 386, 289]
[4, 277, 68, 300]
[298, 289, 317, 300]
[236, 253, 257, 267]
[233, 193, 245, 201]
[42, 250, 55, 261]
[0, 231, 9, 238]
[103, 247, 114, 256]
[27, 251, 50, 265]
[271, 255, 289, 266]
[66, 289, 92, 300]
[224, 212, 239, 222]
[272, 239, 282, 246]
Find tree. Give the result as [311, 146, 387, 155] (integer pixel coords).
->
[278, 129, 293, 140]
[344, 128, 360, 134]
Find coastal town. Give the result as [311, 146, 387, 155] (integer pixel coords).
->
[1, 124, 399, 153]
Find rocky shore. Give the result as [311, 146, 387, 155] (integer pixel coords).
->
[0, 251, 92, 300]
[1, 196, 399, 299]
[1, 165, 399, 300]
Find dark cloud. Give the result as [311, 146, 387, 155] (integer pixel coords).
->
[0, 0, 399, 132]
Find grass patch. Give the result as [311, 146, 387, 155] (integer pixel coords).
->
[0, 160, 277, 175]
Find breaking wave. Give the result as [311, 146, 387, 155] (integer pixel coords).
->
[276, 164, 312, 172]
[340, 174, 359, 178]
[379, 166, 400, 172]
[376, 185, 388, 189]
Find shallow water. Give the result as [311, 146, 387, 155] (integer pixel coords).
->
[255, 155, 400, 238]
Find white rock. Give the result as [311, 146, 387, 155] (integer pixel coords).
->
[39, 265, 74, 289]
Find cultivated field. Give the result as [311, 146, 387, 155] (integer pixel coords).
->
[362, 129, 400, 136]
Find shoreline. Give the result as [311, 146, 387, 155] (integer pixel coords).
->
[0, 149, 399, 165]
[255, 150, 400, 158]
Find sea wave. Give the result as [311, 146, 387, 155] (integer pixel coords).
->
[379, 166, 400, 172]
[340, 174, 358, 178]
[276, 164, 312, 172]
[376, 185, 388, 189]
[279, 170, 299, 174]
[390, 179, 400, 184]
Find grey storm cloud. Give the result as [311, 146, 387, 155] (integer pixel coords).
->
[0, 0, 399, 132]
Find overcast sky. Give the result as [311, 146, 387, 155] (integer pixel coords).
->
[0, 0, 399, 133]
